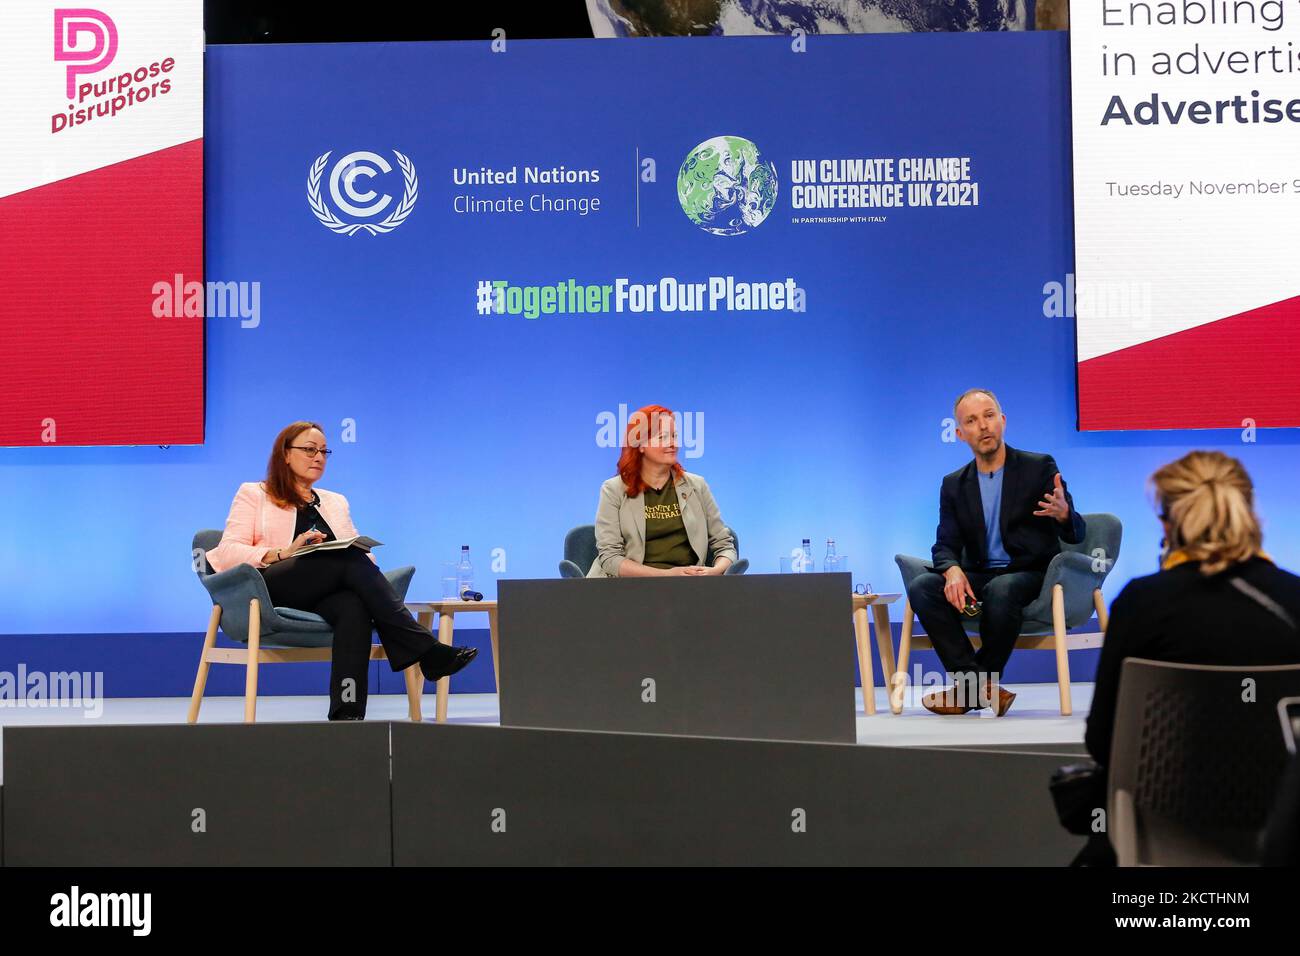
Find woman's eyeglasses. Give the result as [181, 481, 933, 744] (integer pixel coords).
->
[289, 445, 332, 458]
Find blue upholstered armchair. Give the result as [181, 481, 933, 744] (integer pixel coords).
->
[557, 525, 750, 577]
[891, 512, 1122, 716]
[188, 529, 422, 724]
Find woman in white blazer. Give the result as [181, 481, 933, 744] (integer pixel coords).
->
[208, 421, 476, 719]
[588, 404, 737, 578]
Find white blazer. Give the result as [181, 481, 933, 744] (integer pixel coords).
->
[588, 471, 737, 577]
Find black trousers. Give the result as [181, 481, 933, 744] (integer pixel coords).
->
[260, 549, 449, 720]
[905, 567, 1044, 690]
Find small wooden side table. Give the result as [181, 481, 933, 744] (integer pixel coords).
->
[853, 592, 901, 716]
[404, 600, 499, 723]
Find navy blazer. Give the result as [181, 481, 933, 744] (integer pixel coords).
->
[930, 444, 1085, 574]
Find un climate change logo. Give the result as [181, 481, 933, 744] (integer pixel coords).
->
[308, 149, 418, 236]
[677, 135, 777, 236]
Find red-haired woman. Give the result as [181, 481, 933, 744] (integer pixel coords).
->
[588, 405, 737, 577]
[207, 421, 476, 720]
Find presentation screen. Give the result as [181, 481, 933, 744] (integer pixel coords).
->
[0, 1, 204, 446]
[1070, 0, 1300, 430]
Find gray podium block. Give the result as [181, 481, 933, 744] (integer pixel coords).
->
[498, 573, 856, 743]
[391, 723, 1081, 866]
[2, 723, 391, 866]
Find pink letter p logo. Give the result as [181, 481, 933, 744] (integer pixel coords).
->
[54, 8, 118, 101]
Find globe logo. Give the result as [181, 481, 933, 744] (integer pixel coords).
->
[677, 135, 778, 236]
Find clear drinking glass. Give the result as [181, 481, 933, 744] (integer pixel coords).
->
[440, 562, 459, 600]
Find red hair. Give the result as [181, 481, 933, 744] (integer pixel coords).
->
[617, 404, 684, 498]
[264, 420, 323, 508]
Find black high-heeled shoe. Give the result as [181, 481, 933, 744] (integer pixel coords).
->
[419, 645, 478, 682]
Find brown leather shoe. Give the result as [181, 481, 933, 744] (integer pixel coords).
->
[981, 680, 1017, 717]
[920, 685, 978, 715]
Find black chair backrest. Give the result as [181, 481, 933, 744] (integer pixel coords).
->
[1111, 658, 1300, 861]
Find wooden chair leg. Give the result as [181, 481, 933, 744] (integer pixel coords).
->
[892, 600, 914, 714]
[853, 606, 875, 715]
[244, 598, 261, 724]
[1052, 584, 1072, 716]
[1093, 588, 1108, 633]
[187, 605, 222, 724]
[404, 665, 423, 722]
[435, 612, 454, 723]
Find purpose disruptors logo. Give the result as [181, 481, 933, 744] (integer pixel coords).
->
[677, 135, 778, 236]
[54, 8, 117, 98]
[51, 8, 179, 134]
[307, 149, 419, 236]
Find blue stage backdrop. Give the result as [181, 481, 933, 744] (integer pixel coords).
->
[3, 33, 1298, 695]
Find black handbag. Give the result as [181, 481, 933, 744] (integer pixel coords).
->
[1050, 761, 1107, 836]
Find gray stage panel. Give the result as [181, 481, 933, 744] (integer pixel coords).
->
[391, 723, 1082, 866]
[498, 573, 856, 743]
[2, 723, 390, 866]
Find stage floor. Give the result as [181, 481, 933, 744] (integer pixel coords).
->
[0, 683, 1091, 783]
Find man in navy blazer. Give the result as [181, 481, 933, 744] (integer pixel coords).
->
[908, 388, 1086, 716]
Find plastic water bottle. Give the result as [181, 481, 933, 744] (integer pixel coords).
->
[456, 546, 478, 600]
[797, 537, 812, 573]
[824, 539, 837, 573]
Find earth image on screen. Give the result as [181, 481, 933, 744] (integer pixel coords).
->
[587, 0, 1031, 36]
[677, 136, 778, 236]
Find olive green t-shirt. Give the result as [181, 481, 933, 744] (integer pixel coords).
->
[642, 478, 698, 569]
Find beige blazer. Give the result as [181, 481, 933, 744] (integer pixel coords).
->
[588, 471, 737, 577]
